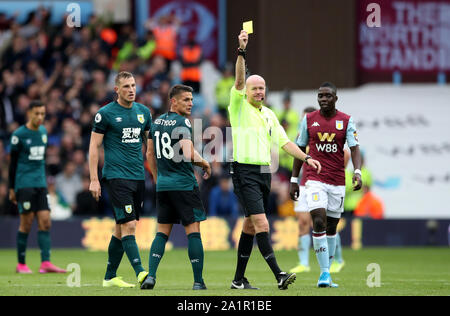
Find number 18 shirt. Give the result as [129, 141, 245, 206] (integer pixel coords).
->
[151, 112, 198, 192]
[296, 110, 359, 186]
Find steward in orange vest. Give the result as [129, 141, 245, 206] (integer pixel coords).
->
[180, 39, 203, 93]
[153, 25, 177, 61]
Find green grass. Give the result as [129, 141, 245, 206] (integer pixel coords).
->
[1, 247, 449, 296]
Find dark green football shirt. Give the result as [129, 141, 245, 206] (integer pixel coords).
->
[93, 101, 152, 180]
[152, 111, 198, 192]
[10, 125, 47, 191]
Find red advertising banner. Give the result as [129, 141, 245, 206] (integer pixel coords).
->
[357, 0, 450, 83]
[149, 0, 219, 64]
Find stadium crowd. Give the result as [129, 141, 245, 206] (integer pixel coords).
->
[0, 8, 297, 219]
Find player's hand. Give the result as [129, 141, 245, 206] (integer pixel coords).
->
[89, 180, 101, 202]
[238, 30, 248, 50]
[352, 174, 362, 191]
[8, 189, 17, 204]
[290, 183, 299, 201]
[202, 160, 211, 180]
[306, 158, 322, 174]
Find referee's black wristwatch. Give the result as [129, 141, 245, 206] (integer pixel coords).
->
[304, 155, 312, 164]
[237, 48, 246, 59]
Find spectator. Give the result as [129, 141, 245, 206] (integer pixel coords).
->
[208, 174, 240, 218]
[197, 161, 222, 211]
[136, 31, 156, 62]
[180, 35, 203, 94]
[275, 91, 301, 177]
[47, 176, 72, 220]
[73, 176, 99, 216]
[275, 90, 300, 141]
[0, 180, 8, 214]
[146, 14, 181, 72]
[343, 152, 376, 251]
[215, 62, 234, 120]
[55, 160, 82, 209]
[0, 7, 256, 218]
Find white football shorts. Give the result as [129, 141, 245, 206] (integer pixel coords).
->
[304, 180, 346, 218]
[294, 186, 308, 213]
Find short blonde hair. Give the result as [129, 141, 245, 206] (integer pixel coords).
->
[115, 71, 134, 86]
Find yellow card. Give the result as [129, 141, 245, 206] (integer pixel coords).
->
[243, 20, 253, 34]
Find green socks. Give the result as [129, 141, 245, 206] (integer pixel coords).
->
[17, 231, 29, 264]
[121, 235, 144, 276]
[18, 231, 52, 264]
[149, 232, 168, 278]
[104, 235, 124, 280]
[188, 232, 204, 283]
[37, 231, 51, 262]
[148, 232, 204, 284]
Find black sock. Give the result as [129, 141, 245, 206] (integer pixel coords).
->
[256, 232, 282, 278]
[234, 232, 254, 281]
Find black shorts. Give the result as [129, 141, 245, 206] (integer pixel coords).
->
[156, 187, 206, 226]
[231, 162, 271, 217]
[16, 187, 50, 214]
[104, 179, 145, 224]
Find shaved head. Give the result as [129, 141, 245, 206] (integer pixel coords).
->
[246, 75, 265, 87]
[245, 75, 266, 108]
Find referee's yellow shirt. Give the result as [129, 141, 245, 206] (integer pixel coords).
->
[228, 86, 290, 165]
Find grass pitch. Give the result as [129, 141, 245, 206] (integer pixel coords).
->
[1, 247, 449, 296]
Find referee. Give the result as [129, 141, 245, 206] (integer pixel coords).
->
[229, 30, 321, 290]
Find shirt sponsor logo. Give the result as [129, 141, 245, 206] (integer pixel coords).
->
[122, 128, 141, 143]
[336, 120, 344, 130]
[317, 132, 336, 142]
[137, 114, 145, 124]
[28, 146, 45, 160]
[316, 143, 338, 153]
